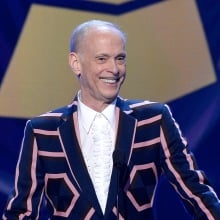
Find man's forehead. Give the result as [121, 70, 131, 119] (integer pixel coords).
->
[78, 27, 126, 55]
[87, 27, 122, 37]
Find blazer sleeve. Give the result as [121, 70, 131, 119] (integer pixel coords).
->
[160, 104, 220, 219]
[3, 120, 45, 219]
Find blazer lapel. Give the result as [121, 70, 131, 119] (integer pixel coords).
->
[58, 103, 103, 216]
[105, 98, 137, 217]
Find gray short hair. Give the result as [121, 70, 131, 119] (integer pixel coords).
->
[69, 20, 126, 52]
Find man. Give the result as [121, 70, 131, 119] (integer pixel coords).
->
[3, 20, 220, 219]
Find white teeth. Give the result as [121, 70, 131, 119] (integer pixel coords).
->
[101, 79, 117, 83]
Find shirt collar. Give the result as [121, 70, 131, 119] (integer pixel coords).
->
[77, 91, 116, 133]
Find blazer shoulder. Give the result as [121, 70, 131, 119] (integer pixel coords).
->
[119, 98, 171, 121]
[125, 99, 166, 112]
[29, 104, 76, 130]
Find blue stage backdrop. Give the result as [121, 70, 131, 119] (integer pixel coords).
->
[0, 0, 220, 219]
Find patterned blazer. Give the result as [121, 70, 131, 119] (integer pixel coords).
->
[3, 96, 220, 220]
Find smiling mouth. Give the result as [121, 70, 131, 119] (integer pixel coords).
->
[100, 77, 120, 84]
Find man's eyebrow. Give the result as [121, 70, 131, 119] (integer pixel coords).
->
[95, 53, 109, 57]
[116, 53, 126, 57]
[95, 52, 126, 58]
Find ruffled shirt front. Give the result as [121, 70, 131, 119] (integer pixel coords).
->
[77, 94, 116, 213]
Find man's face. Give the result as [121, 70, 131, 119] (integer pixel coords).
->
[73, 29, 126, 110]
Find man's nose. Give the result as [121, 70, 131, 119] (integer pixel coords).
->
[108, 59, 119, 74]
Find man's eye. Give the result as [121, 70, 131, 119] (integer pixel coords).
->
[117, 56, 126, 64]
[96, 57, 107, 63]
[118, 56, 125, 60]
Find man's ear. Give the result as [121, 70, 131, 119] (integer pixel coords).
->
[69, 52, 81, 77]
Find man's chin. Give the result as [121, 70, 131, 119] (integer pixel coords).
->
[104, 94, 118, 103]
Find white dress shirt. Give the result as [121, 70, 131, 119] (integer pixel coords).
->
[77, 93, 116, 213]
